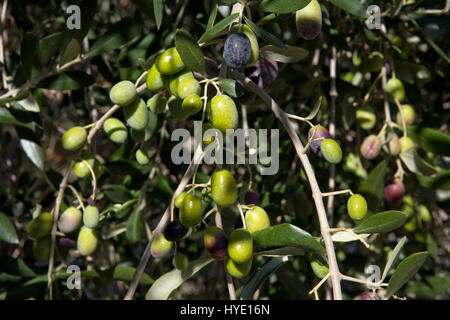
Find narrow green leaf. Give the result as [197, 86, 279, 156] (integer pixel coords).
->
[258, 0, 311, 14]
[0, 213, 19, 244]
[11, 94, 40, 113]
[21, 32, 38, 80]
[37, 32, 64, 67]
[407, 126, 450, 156]
[353, 210, 408, 234]
[244, 16, 285, 49]
[153, 0, 163, 30]
[305, 96, 322, 120]
[386, 252, 428, 298]
[359, 159, 388, 213]
[254, 246, 306, 257]
[126, 209, 141, 244]
[146, 257, 214, 300]
[157, 171, 174, 196]
[260, 45, 308, 63]
[20, 139, 44, 171]
[328, 0, 367, 18]
[175, 29, 205, 75]
[37, 71, 95, 90]
[331, 231, 369, 242]
[198, 13, 239, 44]
[252, 223, 327, 262]
[217, 79, 244, 97]
[206, 3, 218, 31]
[0, 107, 35, 130]
[381, 236, 407, 281]
[399, 148, 437, 176]
[241, 256, 288, 300]
[417, 170, 450, 190]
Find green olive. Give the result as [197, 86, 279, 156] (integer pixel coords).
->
[182, 94, 203, 115]
[26, 212, 53, 240]
[109, 80, 137, 106]
[396, 104, 415, 126]
[169, 71, 194, 97]
[320, 139, 343, 164]
[33, 236, 51, 260]
[58, 207, 82, 234]
[227, 228, 253, 264]
[400, 136, 414, 153]
[146, 64, 169, 92]
[155, 47, 185, 75]
[418, 204, 432, 223]
[245, 206, 270, 233]
[179, 194, 203, 227]
[226, 256, 252, 278]
[123, 97, 149, 130]
[295, 0, 322, 40]
[175, 192, 188, 208]
[103, 118, 128, 143]
[83, 205, 99, 228]
[202, 123, 216, 146]
[62, 126, 87, 151]
[177, 77, 201, 100]
[404, 216, 417, 232]
[210, 94, 238, 135]
[367, 51, 384, 73]
[130, 111, 158, 143]
[347, 194, 368, 220]
[135, 148, 149, 165]
[151, 234, 173, 258]
[73, 151, 96, 179]
[310, 259, 329, 279]
[168, 96, 189, 120]
[356, 105, 376, 130]
[77, 226, 99, 256]
[147, 93, 167, 114]
[389, 134, 402, 156]
[211, 169, 238, 208]
[386, 78, 405, 102]
[172, 252, 189, 270]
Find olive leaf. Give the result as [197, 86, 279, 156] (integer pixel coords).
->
[359, 159, 388, 213]
[353, 211, 408, 234]
[244, 17, 285, 49]
[328, 0, 367, 18]
[153, 0, 163, 30]
[126, 209, 141, 244]
[20, 139, 44, 171]
[381, 236, 407, 281]
[217, 79, 244, 97]
[198, 13, 239, 44]
[407, 126, 450, 157]
[257, 0, 312, 14]
[0, 213, 19, 245]
[175, 29, 205, 75]
[260, 45, 309, 63]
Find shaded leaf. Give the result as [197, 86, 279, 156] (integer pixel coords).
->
[261, 45, 308, 63]
[21, 32, 38, 80]
[20, 139, 44, 171]
[126, 209, 141, 244]
[254, 246, 306, 257]
[175, 29, 205, 75]
[153, 0, 163, 30]
[331, 231, 369, 242]
[0, 107, 35, 130]
[382, 236, 407, 281]
[37, 32, 64, 67]
[258, 0, 311, 14]
[198, 13, 239, 43]
[328, 0, 367, 18]
[305, 96, 322, 120]
[218, 78, 244, 97]
[417, 170, 450, 190]
[359, 159, 388, 213]
[244, 16, 285, 49]
[157, 171, 174, 196]
[206, 3, 218, 30]
[353, 210, 408, 234]
[407, 126, 450, 156]
[399, 148, 437, 176]
[37, 71, 95, 90]
[0, 213, 19, 244]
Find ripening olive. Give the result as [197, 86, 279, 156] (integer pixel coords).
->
[58, 207, 82, 234]
[359, 292, 376, 300]
[245, 206, 270, 233]
[356, 106, 376, 130]
[172, 252, 189, 270]
[320, 139, 343, 164]
[223, 33, 252, 68]
[244, 190, 261, 206]
[163, 220, 188, 241]
[226, 256, 252, 278]
[347, 194, 368, 220]
[400, 136, 415, 153]
[26, 212, 53, 240]
[386, 78, 405, 102]
[396, 104, 415, 126]
[210, 94, 239, 135]
[130, 111, 158, 143]
[135, 148, 149, 165]
[103, 118, 128, 144]
[150, 234, 173, 258]
[178, 77, 201, 100]
[367, 51, 384, 73]
[123, 97, 149, 130]
[168, 96, 189, 120]
[308, 125, 331, 155]
[155, 47, 185, 75]
[83, 205, 99, 228]
[109, 80, 137, 106]
[204, 226, 228, 260]
[182, 94, 203, 115]
[33, 236, 51, 260]
[147, 93, 167, 114]
[295, 0, 322, 40]
[211, 169, 238, 208]
[310, 259, 329, 279]
[384, 180, 405, 205]
[360, 135, 381, 160]
[62, 126, 87, 151]
[175, 192, 188, 208]
[77, 226, 99, 256]
[389, 134, 402, 156]
[418, 204, 432, 223]
[179, 194, 203, 227]
[146, 64, 169, 92]
[73, 151, 96, 179]
[227, 228, 253, 264]
[230, 24, 259, 66]
[169, 71, 194, 97]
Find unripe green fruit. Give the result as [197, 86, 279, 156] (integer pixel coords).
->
[396, 104, 415, 126]
[73, 151, 95, 179]
[155, 47, 185, 75]
[228, 228, 253, 264]
[182, 94, 203, 115]
[151, 234, 173, 258]
[146, 64, 169, 92]
[400, 136, 414, 153]
[169, 71, 194, 97]
[77, 226, 99, 256]
[404, 216, 417, 232]
[320, 139, 343, 164]
[83, 205, 99, 228]
[310, 259, 329, 279]
[418, 204, 432, 223]
[109, 80, 137, 106]
[172, 252, 189, 270]
[211, 169, 238, 207]
[204, 226, 228, 260]
[226, 256, 252, 278]
[33, 236, 51, 260]
[210, 95, 238, 135]
[360, 135, 381, 160]
[202, 123, 216, 146]
[389, 134, 402, 156]
[356, 105, 376, 130]
[62, 126, 87, 151]
[147, 94, 167, 114]
[130, 111, 158, 143]
[135, 148, 149, 165]
[231, 24, 259, 66]
[123, 97, 149, 130]
[179, 194, 203, 227]
[367, 51, 384, 73]
[103, 118, 128, 144]
[168, 96, 189, 120]
[295, 0, 322, 40]
[245, 206, 270, 234]
[26, 212, 53, 240]
[401, 195, 414, 218]
[58, 207, 82, 234]
[347, 194, 368, 220]
[178, 77, 201, 100]
[175, 192, 188, 208]
[386, 78, 405, 102]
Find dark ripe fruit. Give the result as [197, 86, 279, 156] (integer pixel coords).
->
[396, 104, 415, 126]
[356, 105, 376, 130]
[164, 220, 188, 241]
[211, 169, 238, 207]
[155, 47, 185, 75]
[59, 236, 77, 248]
[77, 226, 99, 256]
[33, 236, 51, 260]
[359, 291, 376, 300]
[230, 24, 259, 66]
[58, 207, 82, 234]
[360, 135, 381, 160]
[62, 126, 87, 151]
[308, 125, 331, 155]
[418, 204, 432, 223]
[178, 77, 201, 100]
[310, 259, 329, 279]
[73, 151, 95, 179]
[182, 94, 203, 115]
[347, 194, 368, 220]
[210, 94, 238, 135]
[168, 96, 189, 120]
[295, 0, 322, 40]
[226, 256, 252, 278]
[386, 78, 405, 102]
[147, 93, 167, 114]
[389, 134, 401, 156]
[384, 180, 405, 205]
[146, 64, 169, 92]
[83, 205, 99, 228]
[227, 228, 253, 264]
[103, 118, 128, 144]
[109, 80, 137, 106]
[223, 33, 252, 68]
[123, 97, 149, 130]
[172, 252, 189, 270]
[26, 212, 53, 240]
[174, 192, 188, 208]
[135, 148, 149, 165]
[204, 226, 228, 260]
[204, 57, 219, 79]
[248, 58, 278, 90]
[244, 190, 261, 206]
[400, 136, 414, 153]
[179, 194, 203, 227]
[150, 234, 173, 258]
[245, 206, 270, 233]
[320, 139, 343, 164]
